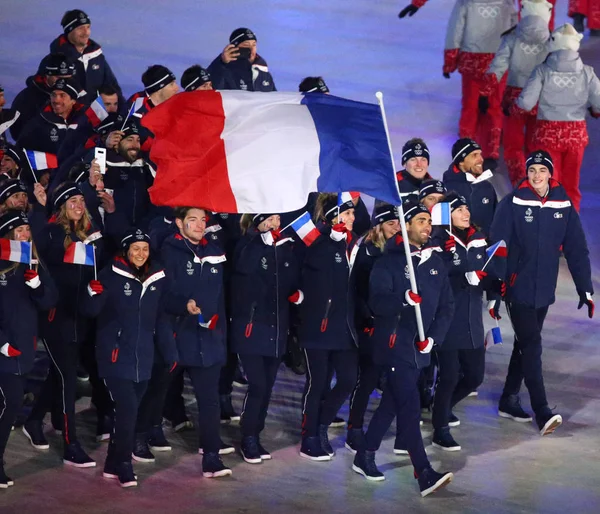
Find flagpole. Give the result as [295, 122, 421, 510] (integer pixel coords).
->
[481, 244, 500, 272]
[29, 240, 33, 270]
[375, 92, 425, 342]
[92, 245, 97, 280]
[23, 151, 39, 184]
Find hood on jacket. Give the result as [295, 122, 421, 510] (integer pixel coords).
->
[516, 15, 550, 44]
[547, 23, 583, 53]
[520, 0, 552, 24]
[546, 49, 583, 73]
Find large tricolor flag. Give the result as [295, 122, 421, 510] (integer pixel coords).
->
[142, 91, 402, 213]
[64, 242, 95, 266]
[0, 239, 31, 264]
[24, 150, 58, 170]
[85, 96, 109, 127]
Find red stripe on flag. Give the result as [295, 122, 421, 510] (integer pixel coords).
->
[0, 239, 11, 261]
[86, 107, 102, 127]
[64, 242, 76, 263]
[142, 91, 237, 212]
[303, 227, 321, 247]
[495, 246, 507, 257]
[46, 153, 58, 168]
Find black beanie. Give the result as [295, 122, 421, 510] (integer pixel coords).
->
[39, 53, 75, 77]
[68, 162, 91, 184]
[252, 213, 277, 227]
[451, 138, 481, 166]
[120, 227, 151, 250]
[52, 78, 79, 100]
[181, 65, 211, 92]
[323, 195, 354, 223]
[121, 117, 141, 138]
[61, 9, 91, 34]
[419, 179, 447, 201]
[52, 181, 82, 211]
[0, 180, 27, 204]
[526, 150, 554, 176]
[299, 77, 330, 93]
[4, 145, 22, 167]
[401, 139, 430, 165]
[403, 200, 430, 223]
[142, 65, 176, 95]
[229, 28, 257, 45]
[95, 112, 124, 136]
[373, 203, 397, 225]
[0, 210, 29, 238]
[444, 191, 468, 212]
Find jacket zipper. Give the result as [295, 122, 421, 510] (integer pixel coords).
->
[274, 245, 280, 358]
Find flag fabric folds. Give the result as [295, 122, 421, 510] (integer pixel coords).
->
[85, 96, 109, 127]
[486, 240, 507, 258]
[0, 239, 31, 264]
[485, 326, 503, 347]
[288, 211, 320, 247]
[142, 90, 401, 213]
[431, 202, 451, 226]
[24, 150, 58, 170]
[64, 241, 95, 266]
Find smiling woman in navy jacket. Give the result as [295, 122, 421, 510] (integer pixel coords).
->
[490, 150, 594, 436]
[81, 228, 175, 488]
[299, 193, 359, 461]
[230, 213, 302, 464]
[160, 207, 231, 479]
[0, 211, 57, 488]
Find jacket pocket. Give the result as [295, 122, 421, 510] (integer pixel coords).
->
[245, 302, 257, 338]
[320, 299, 332, 333]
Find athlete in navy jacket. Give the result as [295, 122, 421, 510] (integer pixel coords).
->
[0, 211, 57, 488]
[299, 194, 359, 461]
[160, 207, 232, 478]
[396, 138, 433, 201]
[353, 201, 455, 497]
[230, 214, 301, 464]
[489, 150, 594, 436]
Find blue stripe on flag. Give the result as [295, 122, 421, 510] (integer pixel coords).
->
[84, 245, 95, 266]
[26, 150, 38, 170]
[300, 94, 401, 206]
[291, 211, 311, 231]
[486, 241, 500, 258]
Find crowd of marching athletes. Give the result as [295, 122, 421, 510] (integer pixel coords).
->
[0, 5, 596, 498]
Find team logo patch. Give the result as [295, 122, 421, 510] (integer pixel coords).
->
[92, 64, 100, 70]
[211, 234, 218, 240]
[430, 269, 438, 275]
[124, 282, 132, 296]
[0, 274, 6, 287]
[261, 257, 268, 270]
[404, 265, 410, 279]
[524, 207, 534, 223]
[150, 286, 156, 291]
[284, 261, 289, 267]
[453, 252, 461, 266]
[476, 253, 483, 259]
[482, 197, 490, 204]
[335, 252, 343, 264]
[262, 80, 270, 87]
[239, 79, 248, 91]
[210, 267, 218, 274]
[554, 212, 563, 219]
[414, 143, 423, 156]
[50, 128, 59, 142]
[186, 261, 194, 276]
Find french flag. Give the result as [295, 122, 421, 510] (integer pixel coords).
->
[142, 91, 401, 213]
[24, 150, 58, 170]
[431, 202, 451, 226]
[486, 240, 507, 259]
[289, 211, 321, 247]
[85, 96, 109, 127]
[338, 191, 360, 206]
[64, 242, 95, 266]
[0, 239, 31, 264]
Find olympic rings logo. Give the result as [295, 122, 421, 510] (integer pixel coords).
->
[478, 6, 500, 18]
[552, 75, 577, 88]
[519, 43, 543, 55]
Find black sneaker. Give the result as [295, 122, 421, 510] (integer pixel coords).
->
[0, 466, 14, 488]
[345, 428, 365, 454]
[432, 427, 461, 452]
[352, 450, 385, 482]
[172, 420, 193, 432]
[329, 416, 346, 428]
[220, 394, 240, 423]
[202, 452, 232, 478]
[418, 467, 454, 497]
[448, 413, 460, 427]
[148, 425, 172, 452]
[117, 461, 137, 488]
[498, 395, 533, 423]
[537, 413, 562, 436]
[199, 439, 235, 456]
[241, 436, 262, 464]
[233, 367, 248, 388]
[104, 449, 137, 480]
[22, 421, 49, 450]
[76, 365, 90, 382]
[257, 440, 272, 460]
[96, 415, 113, 443]
[318, 424, 335, 457]
[299, 436, 331, 461]
[393, 438, 409, 455]
[132, 434, 155, 463]
[63, 441, 96, 468]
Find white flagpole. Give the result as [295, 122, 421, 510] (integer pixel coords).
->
[92, 245, 97, 280]
[23, 151, 39, 184]
[29, 240, 33, 270]
[376, 92, 425, 341]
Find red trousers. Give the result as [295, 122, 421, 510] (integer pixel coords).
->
[460, 74, 504, 159]
[519, 0, 556, 30]
[569, 0, 600, 29]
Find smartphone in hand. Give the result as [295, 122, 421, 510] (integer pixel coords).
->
[94, 147, 107, 174]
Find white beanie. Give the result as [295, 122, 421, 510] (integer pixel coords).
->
[548, 23, 583, 52]
[520, 0, 553, 24]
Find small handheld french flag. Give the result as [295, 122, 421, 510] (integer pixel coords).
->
[486, 240, 507, 259]
[64, 242, 95, 266]
[0, 239, 31, 264]
[289, 211, 320, 247]
[198, 313, 219, 330]
[485, 326, 503, 347]
[338, 191, 360, 206]
[24, 150, 58, 170]
[431, 202, 451, 226]
[86, 96, 109, 127]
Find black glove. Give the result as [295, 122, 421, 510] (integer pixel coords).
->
[489, 279, 507, 297]
[577, 293, 595, 319]
[399, 4, 419, 18]
[478, 95, 489, 114]
[443, 72, 451, 79]
[482, 157, 498, 173]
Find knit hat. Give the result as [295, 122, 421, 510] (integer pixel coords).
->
[3, 145, 22, 167]
[181, 65, 211, 92]
[95, 112, 124, 136]
[419, 179, 447, 201]
[229, 28, 257, 45]
[0, 179, 27, 204]
[520, 0, 553, 23]
[52, 78, 79, 100]
[403, 200, 430, 223]
[39, 53, 75, 77]
[61, 9, 91, 34]
[142, 65, 176, 95]
[323, 195, 354, 223]
[0, 210, 29, 238]
[451, 138, 481, 166]
[401, 139, 430, 165]
[548, 23, 583, 53]
[52, 181, 82, 211]
[121, 117, 141, 138]
[373, 203, 398, 225]
[252, 213, 277, 227]
[444, 191, 469, 212]
[526, 150, 554, 175]
[120, 227, 151, 250]
[68, 161, 91, 183]
[299, 77, 330, 93]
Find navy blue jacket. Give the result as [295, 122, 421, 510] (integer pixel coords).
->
[443, 165, 497, 237]
[299, 227, 358, 350]
[368, 239, 455, 369]
[230, 230, 300, 357]
[81, 257, 174, 382]
[489, 179, 593, 308]
[36, 219, 106, 343]
[160, 233, 227, 368]
[49, 36, 123, 106]
[0, 260, 57, 375]
[10, 75, 52, 140]
[208, 54, 276, 92]
[397, 169, 432, 201]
